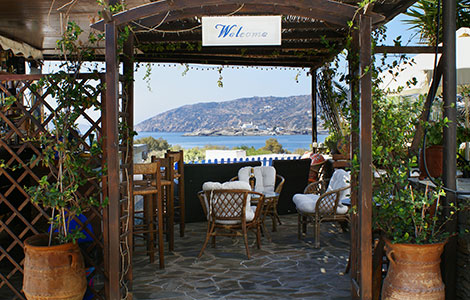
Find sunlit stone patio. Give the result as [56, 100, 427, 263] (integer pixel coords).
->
[131, 214, 351, 300]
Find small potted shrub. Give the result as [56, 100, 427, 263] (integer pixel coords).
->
[374, 160, 453, 300]
[419, 118, 449, 179]
[22, 22, 104, 300]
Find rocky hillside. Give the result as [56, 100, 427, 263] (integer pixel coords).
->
[135, 95, 320, 133]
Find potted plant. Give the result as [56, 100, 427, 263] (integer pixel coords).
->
[419, 117, 449, 179]
[22, 21, 104, 300]
[373, 160, 453, 300]
[371, 93, 455, 299]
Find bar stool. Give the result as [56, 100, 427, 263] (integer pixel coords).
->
[132, 162, 164, 268]
[151, 156, 175, 251]
[165, 150, 185, 237]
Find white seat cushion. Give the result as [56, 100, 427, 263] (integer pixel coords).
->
[293, 193, 348, 214]
[202, 181, 254, 223]
[238, 166, 276, 193]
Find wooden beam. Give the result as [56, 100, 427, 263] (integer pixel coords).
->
[104, 19, 121, 300]
[42, 52, 333, 68]
[311, 68, 317, 145]
[348, 19, 360, 300]
[375, 45, 443, 54]
[409, 57, 444, 157]
[92, 0, 384, 31]
[132, 55, 324, 68]
[122, 32, 134, 290]
[359, 14, 373, 300]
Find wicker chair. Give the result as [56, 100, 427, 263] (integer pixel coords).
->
[293, 169, 351, 248]
[230, 166, 285, 233]
[197, 181, 264, 259]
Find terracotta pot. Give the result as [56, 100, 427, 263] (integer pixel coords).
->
[23, 234, 87, 300]
[419, 145, 443, 179]
[381, 239, 446, 300]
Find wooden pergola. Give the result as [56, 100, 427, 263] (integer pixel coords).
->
[92, 1, 456, 299]
[0, 0, 458, 299]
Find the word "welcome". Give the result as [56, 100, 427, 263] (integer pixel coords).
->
[215, 24, 268, 39]
[202, 16, 281, 46]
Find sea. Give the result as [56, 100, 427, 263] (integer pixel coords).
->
[135, 132, 327, 152]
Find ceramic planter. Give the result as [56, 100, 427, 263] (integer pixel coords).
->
[382, 238, 446, 300]
[419, 145, 443, 179]
[23, 234, 86, 300]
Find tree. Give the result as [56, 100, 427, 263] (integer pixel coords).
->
[134, 136, 170, 152]
[261, 138, 288, 154]
[404, 0, 470, 45]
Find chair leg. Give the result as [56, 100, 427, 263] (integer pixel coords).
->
[314, 218, 320, 248]
[179, 186, 185, 238]
[157, 190, 165, 269]
[274, 201, 282, 225]
[260, 203, 271, 241]
[198, 222, 215, 258]
[168, 184, 175, 252]
[262, 220, 272, 242]
[242, 224, 251, 259]
[144, 195, 155, 263]
[297, 213, 302, 240]
[256, 223, 262, 249]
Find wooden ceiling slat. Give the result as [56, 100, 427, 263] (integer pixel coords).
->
[135, 30, 346, 43]
[137, 18, 342, 32]
[137, 42, 340, 54]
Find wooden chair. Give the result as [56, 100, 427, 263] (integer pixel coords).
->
[293, 169, 351, 248]
[151, 155, 175, 252]
[132, 162, 164, 268]
[197, 181, 264, 259]
[165, 150, 185, 237]
[231, 166, 285, 233]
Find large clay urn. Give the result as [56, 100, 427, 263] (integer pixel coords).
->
[419, 145, 443, 179]
[381, 238, 446, 300]
[23, 234, 87, 300]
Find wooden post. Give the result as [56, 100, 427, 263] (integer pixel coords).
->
[311, 68, 317, 147]
[348, 20, 360, 300]
[442, 0, 457, 298]
[105, 20, 121, 300]
[123, 32, 134, 290]
[359, 14, 373, 300]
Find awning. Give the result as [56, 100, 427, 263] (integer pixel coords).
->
[0, 35, 43, 60]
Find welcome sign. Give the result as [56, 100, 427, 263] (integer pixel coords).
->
[202, 16, 281, 46]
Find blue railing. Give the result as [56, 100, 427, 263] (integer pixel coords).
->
[187, 155, 302, 166]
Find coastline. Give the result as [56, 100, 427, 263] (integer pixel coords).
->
[181, 128, 328, 137]
[135, 132, 328, 152]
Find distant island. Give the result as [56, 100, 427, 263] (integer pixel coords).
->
[184, 127, 328, 136]
[135, 95, 325, 135]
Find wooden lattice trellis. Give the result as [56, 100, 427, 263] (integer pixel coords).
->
[0, 73, 132, 300]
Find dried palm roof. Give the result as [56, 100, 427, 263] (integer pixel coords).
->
[0, 0, 418, 67]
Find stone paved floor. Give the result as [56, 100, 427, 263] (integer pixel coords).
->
[130, 214, 351, 300]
